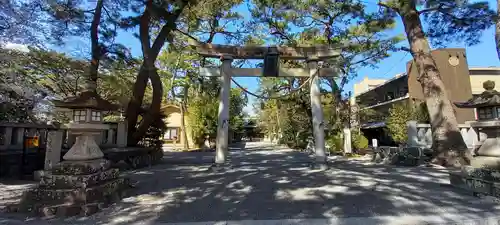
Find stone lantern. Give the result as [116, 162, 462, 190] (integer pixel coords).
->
[20, 90, 126, 217]
[52, 91, 118, 161]
[455, 80, 500, 121]
[454, 80, 500, 168]
[449, 81, 500, 198]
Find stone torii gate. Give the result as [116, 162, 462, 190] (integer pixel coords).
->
[191, 42, 342, 169]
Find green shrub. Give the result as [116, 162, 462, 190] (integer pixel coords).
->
[386, 102, 429, 144]
[326, 133, 343, 154]
[352, 132, 369, 149]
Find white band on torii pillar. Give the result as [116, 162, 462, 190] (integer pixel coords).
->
[215, 55, 233, 164]
[307, 58, 327, 164]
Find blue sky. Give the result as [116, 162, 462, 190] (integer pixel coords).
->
[60, 0, 500, 116]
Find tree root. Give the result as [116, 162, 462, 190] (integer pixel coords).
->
[431, 149, 472, 168]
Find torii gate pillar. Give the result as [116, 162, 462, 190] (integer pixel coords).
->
[308, 58, 328, 169]
[215, 55, 233, 165]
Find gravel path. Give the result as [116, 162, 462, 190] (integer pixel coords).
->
[1, 142, 500, 225]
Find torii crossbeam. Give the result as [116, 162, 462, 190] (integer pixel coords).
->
[190, 40, 343, 60]
[191, 41, 344, 170]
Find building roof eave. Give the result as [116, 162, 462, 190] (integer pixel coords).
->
[360, 94, 410, 110]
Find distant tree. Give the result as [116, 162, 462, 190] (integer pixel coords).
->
[386, 101, 432, 145]
[187, 84, 248, 147]
[386, 103, 415, 144]
[357, 105, 386, 124]
[0, 47, 139, 122]
[0, 47, 57, 122]
[0, 0, 51, 46]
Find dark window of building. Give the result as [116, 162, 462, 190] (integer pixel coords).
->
[496, 107, 500, 118]
[399, 87, 408, 97]
[478, 108, 494, 120]
[386, 92, 394, 101]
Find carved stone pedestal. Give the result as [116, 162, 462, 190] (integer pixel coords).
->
[469, 121, 500, 169]
[20, 159, 127, 218]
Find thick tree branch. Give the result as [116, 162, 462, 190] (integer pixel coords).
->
[139, 3, 152, 62]
[150, 1, 190, 58]
[87, 0, 104, 92]
[378, 1, 399, 12]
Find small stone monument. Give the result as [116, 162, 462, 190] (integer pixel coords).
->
[20, 90, 126, 217]
[449, 81, 500, 198]
[343, 128, 352, 154]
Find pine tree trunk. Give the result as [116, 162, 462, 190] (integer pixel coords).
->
[398, 1, 471, 167]
[496, 0, 500, 60]
[131, 67, 163, 144]
[126, 67, 148, 144]
[180, 86, 189, 150]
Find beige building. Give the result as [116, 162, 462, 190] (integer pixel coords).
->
[352, 48, 500, 125]
[350, 48, 500, 146]
[353, 77, 388, 97]
[353, 68, 500, 101]
[161, 105, 195, 147]
[468, 68, 500, 94]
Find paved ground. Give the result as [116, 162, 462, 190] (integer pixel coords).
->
[1, 141, 500, 225]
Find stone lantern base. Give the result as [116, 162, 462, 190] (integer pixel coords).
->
[18, 123, 128, 217]
[20, 159, 126, 217]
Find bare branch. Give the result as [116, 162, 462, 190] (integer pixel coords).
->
[206, 14, 220, 43]
[418, 4, 445, 14]
[399, 46, 411, 52]
[175, 28, 200, 42]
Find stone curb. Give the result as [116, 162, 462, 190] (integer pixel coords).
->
[2, 213, 499, 225]
[154, 213, 500, 225]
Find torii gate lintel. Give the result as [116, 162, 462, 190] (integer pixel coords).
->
[190, 40, 342, 60]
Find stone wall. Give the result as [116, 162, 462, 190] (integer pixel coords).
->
[0, 122, 128, 178]
[408, 120, 500, 169]
[406, 121, 486, 152]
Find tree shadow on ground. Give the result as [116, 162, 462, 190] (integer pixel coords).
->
[1, 142, 500, 225]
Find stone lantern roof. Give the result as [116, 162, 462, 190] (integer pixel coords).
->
[454, 81, 500, 108]
[52, 90, 119, 111]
